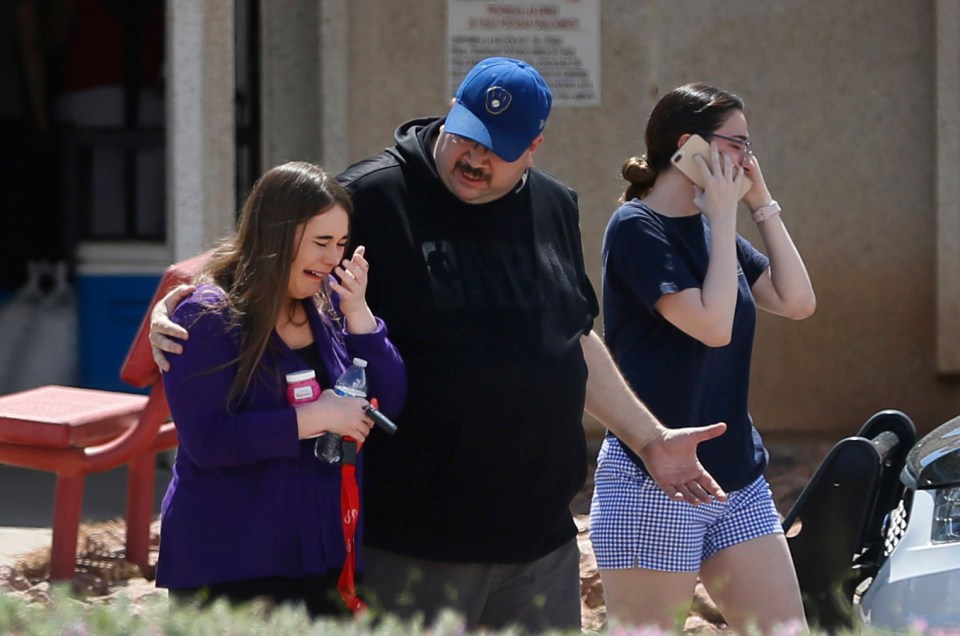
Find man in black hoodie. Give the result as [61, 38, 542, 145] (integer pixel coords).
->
[150, 57, 727, 631]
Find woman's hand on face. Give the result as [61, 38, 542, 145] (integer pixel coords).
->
[330, 245, 370, 315]
[298, 389, 375, 441]
[330, 245, 378, 335]
[741, 153, 775, 211]
[693, 142, 744, 225]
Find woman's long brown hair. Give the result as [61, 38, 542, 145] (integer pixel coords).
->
[198, 162, 353, 408]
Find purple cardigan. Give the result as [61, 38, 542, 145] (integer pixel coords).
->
[156, 285, 406, 589]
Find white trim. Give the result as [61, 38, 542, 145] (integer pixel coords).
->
[76, 242, 171, 275]
[167, 0, 236, 263]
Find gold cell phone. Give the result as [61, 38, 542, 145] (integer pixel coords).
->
[670, 134, 752, 199]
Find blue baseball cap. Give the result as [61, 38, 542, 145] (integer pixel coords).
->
[444, 57, 553, 162]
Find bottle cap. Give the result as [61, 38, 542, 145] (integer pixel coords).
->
[352, 358, 368, 368]
[285, 369, 317, 383]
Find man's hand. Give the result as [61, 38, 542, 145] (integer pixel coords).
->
[581, 330, 729, 505]
[636, 423, 728, 504]
[149, 284, 195, 372]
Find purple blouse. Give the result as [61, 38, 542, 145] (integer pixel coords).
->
[156, 284, 406, 589]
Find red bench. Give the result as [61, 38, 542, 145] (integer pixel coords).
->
[0, 253, 206, 580]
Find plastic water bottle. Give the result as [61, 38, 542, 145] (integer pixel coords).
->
[316, 358, 368, 464]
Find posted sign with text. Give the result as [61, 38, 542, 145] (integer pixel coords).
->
[448, 0, 600, 106]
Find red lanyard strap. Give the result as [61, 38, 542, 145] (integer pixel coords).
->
[336, 396, 378, 613]
[338, 444, 365, 611]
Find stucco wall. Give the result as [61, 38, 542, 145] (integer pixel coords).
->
[337, 1, 959, 437]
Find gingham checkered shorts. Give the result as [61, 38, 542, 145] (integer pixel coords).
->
[589, 436, 783, 572]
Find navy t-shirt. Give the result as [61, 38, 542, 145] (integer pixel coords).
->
[601, 200, 770, 492]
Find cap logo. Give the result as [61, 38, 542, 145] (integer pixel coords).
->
[485, 86, 512, 115]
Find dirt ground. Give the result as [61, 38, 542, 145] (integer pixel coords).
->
[0, 436, 834, 633]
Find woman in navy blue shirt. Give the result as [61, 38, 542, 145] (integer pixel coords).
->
[156, 162, 406, 616]
[590, 84, 815, 633]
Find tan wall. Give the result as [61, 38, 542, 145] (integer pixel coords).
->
[337, 1, 960, 437]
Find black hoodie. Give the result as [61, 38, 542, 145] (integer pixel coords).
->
[338, 117, 599, 562]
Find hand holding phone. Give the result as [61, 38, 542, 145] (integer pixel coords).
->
[670, 134, 752, 200]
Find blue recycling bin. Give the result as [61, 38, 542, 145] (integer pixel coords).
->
[76, 273, 161, 393]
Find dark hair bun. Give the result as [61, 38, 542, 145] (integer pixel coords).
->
[622, 155, 651, 184]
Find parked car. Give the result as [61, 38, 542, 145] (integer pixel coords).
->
[856, 413, 960, 629]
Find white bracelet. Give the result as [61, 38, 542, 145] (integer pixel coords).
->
[751, 200, 781, 224]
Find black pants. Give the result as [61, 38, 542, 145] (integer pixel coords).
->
[170, 571, 354, 619]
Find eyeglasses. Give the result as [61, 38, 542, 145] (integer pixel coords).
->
[702, 132, 752, 161]
[447, 133, 491, 154]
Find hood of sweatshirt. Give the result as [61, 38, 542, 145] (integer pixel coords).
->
[387, 116, 447, 193]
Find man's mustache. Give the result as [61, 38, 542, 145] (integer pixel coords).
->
[457, 162, 489, 181]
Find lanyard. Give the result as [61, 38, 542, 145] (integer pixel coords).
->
[338, 441, 365, 611]
[335, 398, 376, 612]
